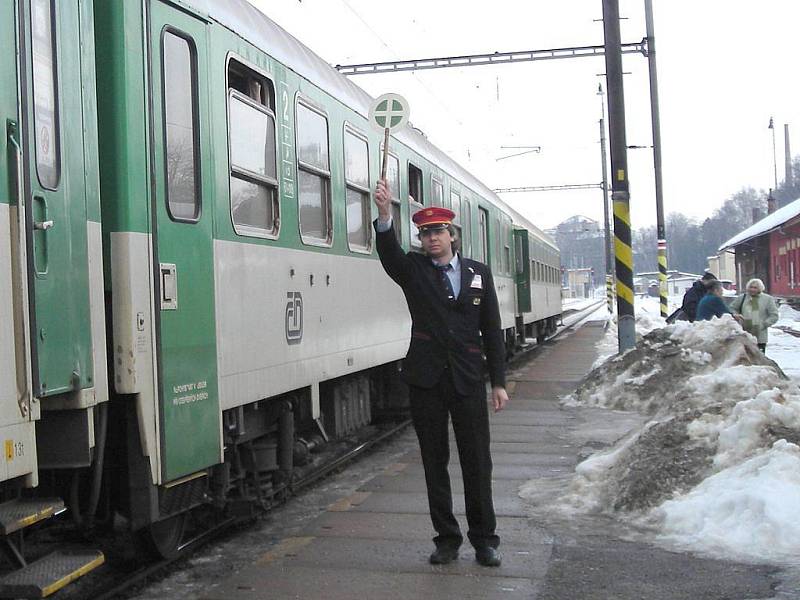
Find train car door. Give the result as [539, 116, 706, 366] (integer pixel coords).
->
[17, 0, 93, 399]
[514, 229, 531, 313]
[148, 0, 220, 482]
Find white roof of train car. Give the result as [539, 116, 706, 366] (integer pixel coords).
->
[183, 0, 558, 252]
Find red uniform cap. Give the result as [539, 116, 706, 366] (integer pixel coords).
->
[412, 206, 455, 230]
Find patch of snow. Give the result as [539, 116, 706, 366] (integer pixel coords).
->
[655, 440, 800, 564]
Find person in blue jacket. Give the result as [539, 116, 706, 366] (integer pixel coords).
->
[696, 280, 740, 321]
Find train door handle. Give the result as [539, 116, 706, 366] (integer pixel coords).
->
[33, 220, 54, 231]
[160, 263, 178, 310]
[31, 196, 51, 276]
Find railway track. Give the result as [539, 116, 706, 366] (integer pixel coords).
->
[82, 300, 606, 600]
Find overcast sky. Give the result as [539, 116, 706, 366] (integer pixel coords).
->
[254, 0, 800, 231]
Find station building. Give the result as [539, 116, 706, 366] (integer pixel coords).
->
[719, 197, 800, 301]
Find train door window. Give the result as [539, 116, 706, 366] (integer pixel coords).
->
[297, 100, 332, 245]
[227, 59, 278, 237]
[344, 125, 371, 252]
[380, 145, 402, 243]
[163, 30, 200, 221]
[515, 235, 524, 275]
[478, 207, 489, 264]
[31, 0, 60, 189]
[409, 162, 424, 205]
[431, 177, 443, 207]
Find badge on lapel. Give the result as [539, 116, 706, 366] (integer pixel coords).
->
[471, 274, 483, 290]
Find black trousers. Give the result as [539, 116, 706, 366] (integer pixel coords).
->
[409, 373, 499, 551]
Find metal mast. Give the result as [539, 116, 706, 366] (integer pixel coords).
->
[644, 0, 668, 318]
[603, 0, 636, 352]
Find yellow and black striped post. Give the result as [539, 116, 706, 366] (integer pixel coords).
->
[606, 275, 614, 312]
[613, 197, 635, 339]
[603, 0, 636, 351]
[658, 239, 668, 317]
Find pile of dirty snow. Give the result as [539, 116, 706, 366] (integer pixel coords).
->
[573, 316, 783, 414]
[592, 302, 667, 368]
[547, 316, 800, 564]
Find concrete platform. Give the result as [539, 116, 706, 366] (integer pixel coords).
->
[198, 318, 779, 600]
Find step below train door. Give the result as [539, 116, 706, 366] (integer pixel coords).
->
[148, 0, 220, 483]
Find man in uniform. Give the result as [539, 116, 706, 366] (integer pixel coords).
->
[373, 179, 508, 567]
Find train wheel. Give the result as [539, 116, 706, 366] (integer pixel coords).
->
[136, 513, 187, 559]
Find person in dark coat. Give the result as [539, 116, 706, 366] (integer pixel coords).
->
[680, 272, 718, 322]
[696, 280, 736, 321]
[373, 179, 507, 568]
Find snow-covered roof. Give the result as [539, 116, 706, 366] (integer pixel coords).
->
[181, 0, 558, 251]
[719, 197, 800, 251]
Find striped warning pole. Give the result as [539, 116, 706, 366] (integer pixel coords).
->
[606, 274, 614, 312]
[657, 238, 668, 317]
[603, 0, 636, 352]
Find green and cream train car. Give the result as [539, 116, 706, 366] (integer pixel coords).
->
[0, 0, 560, 590]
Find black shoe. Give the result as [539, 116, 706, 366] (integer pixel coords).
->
[475, 547, 501, 567]
[429, 546, 459, 565]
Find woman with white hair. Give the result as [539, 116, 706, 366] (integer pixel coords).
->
[730, 278, 779, 352]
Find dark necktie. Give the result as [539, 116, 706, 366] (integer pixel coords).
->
[435, 264, 455, 300]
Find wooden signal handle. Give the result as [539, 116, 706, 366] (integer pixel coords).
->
[380, 128, 390, 181]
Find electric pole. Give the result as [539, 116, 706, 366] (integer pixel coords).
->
[644, 0, 668, 318]
[603, 0, 635, 352]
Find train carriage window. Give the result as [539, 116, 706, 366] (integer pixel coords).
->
[462, 199, 472, 257]
[344, 126, 371, 252]
[478, 207, 489, 264]
[31, 0, 60, 190]
[494, 218, 501, 272]
[503, 222, 511, 275]
[297, 100, 332, 244]
[380, 145, 402, 243]
[227, 58, 279, 237]
[409, 163, 424, 205]
[409, 197, 424, 251]
[431, 177, 443, 207]
[163, 30, 200, 221]
[450, 191, 461, 251]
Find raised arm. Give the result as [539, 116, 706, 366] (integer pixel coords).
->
[373, 179, 413, 286]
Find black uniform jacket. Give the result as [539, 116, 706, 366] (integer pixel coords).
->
[375, 222, 506, 395]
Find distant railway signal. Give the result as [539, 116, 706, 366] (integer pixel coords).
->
[369, 93, 410, 179]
